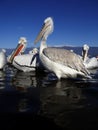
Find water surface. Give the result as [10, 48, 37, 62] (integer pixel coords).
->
[0, 47, 98, 129]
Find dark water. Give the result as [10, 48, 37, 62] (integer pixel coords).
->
[0, 47, 98, 129]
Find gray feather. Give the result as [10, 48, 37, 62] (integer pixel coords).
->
[43, 47, 89, 75]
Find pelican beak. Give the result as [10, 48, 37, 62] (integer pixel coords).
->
[34, 22, 48, 44]
[34, 17, 53, 44]
[9, 43, 24, 63]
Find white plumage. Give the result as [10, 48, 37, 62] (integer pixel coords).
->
[0, 49, 7, 70]
[12, 48, 40, 72]
[34, 17, 91, 80]
[82, 44, 98, 69]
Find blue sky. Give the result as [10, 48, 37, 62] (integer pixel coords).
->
[0, 0, 98, 48]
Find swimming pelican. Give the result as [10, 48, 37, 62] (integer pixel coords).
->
[82, 44, 98, 69]
[34, 17, 91, 80]
[7, 37, 27, 64]
[12, 48, 42, 72]
[0, 49, 7, 70]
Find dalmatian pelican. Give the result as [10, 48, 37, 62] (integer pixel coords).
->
[82, 44, 98, 69]
[34, 17, 91, 80]
[7, 37, 41, 72]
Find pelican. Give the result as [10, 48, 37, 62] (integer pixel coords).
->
[34, 17, 91, 80]
[12, 47, 42, 72]
[82, 44, 98, 69]
[0, 49, 7, 70]
[7, 37, 27, 64]
[8, 37, 43, 72]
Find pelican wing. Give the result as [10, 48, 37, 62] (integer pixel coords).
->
[43, 47, 89, 75]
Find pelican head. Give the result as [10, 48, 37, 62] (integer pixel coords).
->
[34, 17, 54, 43]
[18, 37, 27, 44]
[32, 48, 39, 54]
[29, 48, 39, 54]
[83, 44, 89, 51]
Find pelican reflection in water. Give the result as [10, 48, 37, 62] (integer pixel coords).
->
[10, 71, 40, 113]
[0, 70, 6, 89]
[34, 17, 91, 80]
[11, 71, 37, 89]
